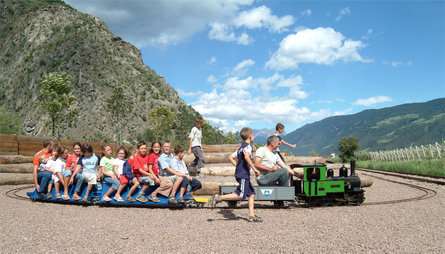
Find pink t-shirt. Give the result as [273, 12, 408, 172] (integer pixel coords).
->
[66, 153, 79, 172]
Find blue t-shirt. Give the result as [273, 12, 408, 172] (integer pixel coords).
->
[77, 154, 100, 174]
[235, 142, 253, 179]
[158, 152, 174, 176]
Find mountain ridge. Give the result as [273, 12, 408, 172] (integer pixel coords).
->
[283, 98, 445, 156]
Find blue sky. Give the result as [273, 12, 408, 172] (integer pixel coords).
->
[65, 0, 445, 133]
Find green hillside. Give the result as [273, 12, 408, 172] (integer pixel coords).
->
[284, 98, 445, 155]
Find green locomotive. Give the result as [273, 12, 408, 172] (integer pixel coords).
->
[292, 161, 365, 206]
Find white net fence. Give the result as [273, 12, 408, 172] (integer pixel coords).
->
[370, 141, 444, 161]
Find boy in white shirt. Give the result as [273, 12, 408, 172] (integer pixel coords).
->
[188, 118, 205, 178]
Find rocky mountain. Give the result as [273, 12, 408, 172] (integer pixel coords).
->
[283, 98, 445, 156]
[0, 0, 200, 142]
[252, 128, 276, 144]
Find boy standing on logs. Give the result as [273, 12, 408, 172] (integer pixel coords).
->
[210, 127, 262, 222]
[188, 118, 205, 178]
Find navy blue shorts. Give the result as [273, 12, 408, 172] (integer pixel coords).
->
[234, 178, 255, 199]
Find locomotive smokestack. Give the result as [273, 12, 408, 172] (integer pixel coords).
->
[350, 161, 356, 176]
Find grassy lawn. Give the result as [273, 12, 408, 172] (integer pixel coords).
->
[357, 159, 445, 177]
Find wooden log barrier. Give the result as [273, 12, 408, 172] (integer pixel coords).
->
[0, 173, 33, 185]
[193, 181, 238, 195]
[0, 155, 34, 164]
[0, 163, 33, 173]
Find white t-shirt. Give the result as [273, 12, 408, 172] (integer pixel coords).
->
[53, 157, 66, 173]
[189, 126, 202, 147]
[45, 158, 56, 172]
[112, 158, 126, 175]
[255, 147, 282, 175]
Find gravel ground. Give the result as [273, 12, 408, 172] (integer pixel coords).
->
[1, 171, 444, 253]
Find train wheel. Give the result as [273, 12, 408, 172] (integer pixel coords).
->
[227, 201, 238, 208]
[274, 200, 284, 209]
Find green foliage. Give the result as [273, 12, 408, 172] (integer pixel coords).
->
[38, 72, 78, 139]
[201, 120, 226, 145]
[309, 150, 320, 157]
[0, 104, 21, 134]
[338, 136, 360, 163]
[357, 159, 445, 177]
[106, 84, 133, 144]
[148, 106, 175, 141]
[224, 131, 242, 144]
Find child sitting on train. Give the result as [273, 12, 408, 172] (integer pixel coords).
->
[70, 143, 101, 202]
[47, 146, 69, 200]
[112, 146, 128, 202]
[158, 140, 184, 204]
[100, 144, 121, 202]
[39, 152, 56, 198]
[133, 141, 151, 203]
[169, 145, 202, 203]
[120, 147, 140, 202]
[37, 154, 50, 172]
[146, 141, 173, 203]
[62, 142, 81, 198]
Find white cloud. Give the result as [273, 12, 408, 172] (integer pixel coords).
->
[187, 70, 325, 126]
[336, 7, 351, 21]
[208, 22, 254, 45]
[234, 5, 295, 33]
[383, 60, 413, 68]
[255, 73, 282, 95]
[277, 75, 308, 99]
[353, 96, 392, 107]
[178, 89, 203, 98]
[192, 90, 330, 125]
[301, 9, 312, 16]
[234, 120, 250, 127]
[224, 76, 254, 90]
[266, 27, 372, 70]
[65, 0, 295, 47]
[334, 108, 353, 116]
[65, 0, 255, 48]
[233, 59, 255, 75]
[207, 75, 218, 83]
[362, 29, 373, 40]
[207, 56, 217, 64]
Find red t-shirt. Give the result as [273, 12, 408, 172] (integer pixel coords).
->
[33, 149, 52, 166]
[133, 154, 149, 178]
[66, 153, 79, 172]
[148, 153, 160, 176]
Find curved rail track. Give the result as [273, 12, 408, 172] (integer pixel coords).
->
[5, 184, 34, 201]
[359, 172, 436, 206]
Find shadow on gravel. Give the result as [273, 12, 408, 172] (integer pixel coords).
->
[207, 209, 247, 222]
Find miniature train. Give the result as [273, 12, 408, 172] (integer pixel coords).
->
[28, 162, 365, 208]
[219, 161, 365, 208]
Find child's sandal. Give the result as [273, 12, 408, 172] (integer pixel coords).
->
[73, 195, 81, 201]
[102, 196, 112, 202]
[177, 197, 185, 203]
[248, 215, 263, 223]
[82, 196, 88, 202]
[168, 197, 177, 204]
[148, 195, 160, 203]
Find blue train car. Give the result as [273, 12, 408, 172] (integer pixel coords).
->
[27, 179, 206, 208]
